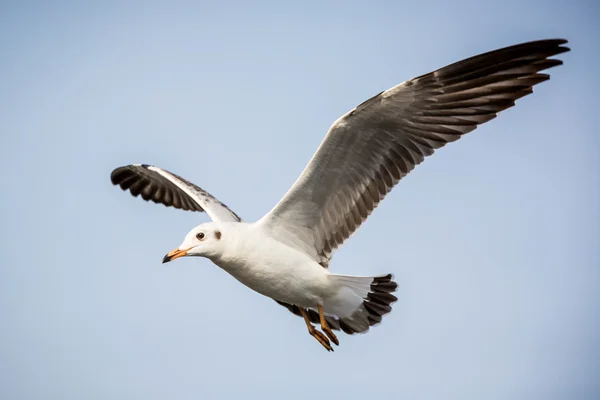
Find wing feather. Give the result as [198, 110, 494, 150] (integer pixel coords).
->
[259, 39, 569, 267]
[110, 164, 242, 222]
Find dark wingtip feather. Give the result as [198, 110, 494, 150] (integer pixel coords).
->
[111, 166, 149, 200]
[109, 164, 208, 213]
[110, 165, 130, 186]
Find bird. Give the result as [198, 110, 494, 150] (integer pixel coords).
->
[111, 39, 569, 351]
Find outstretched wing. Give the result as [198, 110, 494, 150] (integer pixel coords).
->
[110, 164, 242, 222]
[258, 39, 569, 267]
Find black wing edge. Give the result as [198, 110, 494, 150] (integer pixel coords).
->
[110, 164, 205, 212]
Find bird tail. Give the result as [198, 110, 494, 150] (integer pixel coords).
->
[326, 273, 398, 334]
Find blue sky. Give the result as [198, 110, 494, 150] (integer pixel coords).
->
[1, 1, 598, 399]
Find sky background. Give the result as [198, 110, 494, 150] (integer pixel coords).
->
[1, 1, 598, 399]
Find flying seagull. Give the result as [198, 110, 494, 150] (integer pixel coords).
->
[111, 39, 569, 351]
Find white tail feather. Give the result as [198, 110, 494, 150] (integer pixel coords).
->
[325, 273, 398, 334]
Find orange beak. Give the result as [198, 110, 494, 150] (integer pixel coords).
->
[162, 248, 189, 263]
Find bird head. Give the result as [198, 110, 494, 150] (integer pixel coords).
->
[162, 223, 225, 263]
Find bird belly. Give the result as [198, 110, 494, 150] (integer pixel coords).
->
[214, 249, 330, 307]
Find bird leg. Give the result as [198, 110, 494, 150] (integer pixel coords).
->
[299, 307, 333, 352]
[318, 304, 339, 346]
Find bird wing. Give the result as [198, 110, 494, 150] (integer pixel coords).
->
[110, 164, 242, 222]
[258, 39, 569, 267]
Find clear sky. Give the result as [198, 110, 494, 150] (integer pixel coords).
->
[1, 1, 598, 399]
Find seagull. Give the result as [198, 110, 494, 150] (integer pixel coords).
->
[111, 39, 569, 351]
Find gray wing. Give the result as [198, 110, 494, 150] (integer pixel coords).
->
[110, 164, 242, 222]
[258, 39, 569, 267]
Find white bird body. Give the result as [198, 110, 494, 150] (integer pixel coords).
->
[209, 222, 331, 308]
[178, 222, 368, 321]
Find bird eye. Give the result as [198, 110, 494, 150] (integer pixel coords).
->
[196, 232, 205, 240]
